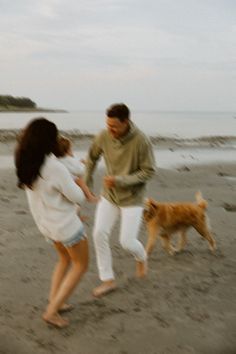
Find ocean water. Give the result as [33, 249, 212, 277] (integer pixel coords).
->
[0, 110, 236, 139]
[2, 146, 236, 170]
[1, 110, 235, 169]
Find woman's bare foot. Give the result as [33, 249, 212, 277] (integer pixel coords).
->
[136, 260, 148, 278]
[47, 301, 74, 313]
[58, 303, 74, 313]
[42, 312, 69, 328]
[92, 280, 117, 298]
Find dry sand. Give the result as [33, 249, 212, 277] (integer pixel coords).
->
[0, 138, 236, 354]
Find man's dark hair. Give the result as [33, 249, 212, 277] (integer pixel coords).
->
[106, 103, 130, 122]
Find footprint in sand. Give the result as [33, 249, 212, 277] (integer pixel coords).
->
[152, 312, 170, 328]
[15, 210, 27, 215]
[177, 165, 191, 172]
[223, 203, 236, 212]
[0, 197, 10, 203]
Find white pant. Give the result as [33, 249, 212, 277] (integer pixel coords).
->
[93, 197, 147, 281]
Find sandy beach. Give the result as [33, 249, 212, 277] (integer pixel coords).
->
[0, 136, 236, 354]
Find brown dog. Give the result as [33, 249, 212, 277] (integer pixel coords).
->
[143, 192, 216, 256]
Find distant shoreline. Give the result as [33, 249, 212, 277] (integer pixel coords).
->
[0, 106, 67, 113]
[0, 128, 235, 147]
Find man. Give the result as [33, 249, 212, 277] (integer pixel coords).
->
[85, 103, 156, 297]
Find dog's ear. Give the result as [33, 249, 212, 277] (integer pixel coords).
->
[143, 198, 158, 220]
[145, 198, 158, 210]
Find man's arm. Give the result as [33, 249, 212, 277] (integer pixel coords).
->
[84, 133, 103, 188]
[113, 138, 156, 187]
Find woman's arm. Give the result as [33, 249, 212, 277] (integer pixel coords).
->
[54, 162, 85, 205]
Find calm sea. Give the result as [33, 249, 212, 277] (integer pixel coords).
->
[0, 110, 235, 139]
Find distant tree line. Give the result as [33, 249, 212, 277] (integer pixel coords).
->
[0, 95, 36, 108]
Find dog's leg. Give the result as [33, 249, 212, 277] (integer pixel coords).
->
[177, 230, 187, 252]
[160, 234, 176, 255]
[194, 219, 216, 252]
[145, 224, 159, 256]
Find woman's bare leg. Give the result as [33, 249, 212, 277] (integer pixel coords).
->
[48, 242, 71, 306]
[43, 239, 89, 327]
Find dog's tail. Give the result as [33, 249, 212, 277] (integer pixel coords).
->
[195, 191, 208, 209]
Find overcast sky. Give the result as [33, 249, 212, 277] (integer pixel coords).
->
[0, 0, 235, 111]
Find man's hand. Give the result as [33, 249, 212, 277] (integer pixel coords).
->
[103, 175, 116, 189]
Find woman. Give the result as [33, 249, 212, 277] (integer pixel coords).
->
[15, 117, 90, 328]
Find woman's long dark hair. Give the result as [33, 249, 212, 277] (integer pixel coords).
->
[15, 117, 58, 189]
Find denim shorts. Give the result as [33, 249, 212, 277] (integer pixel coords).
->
[62, 227, 87, 247]
[47, 226, 87, 247]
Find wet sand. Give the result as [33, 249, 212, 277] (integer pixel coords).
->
[0, 137, 236, 354]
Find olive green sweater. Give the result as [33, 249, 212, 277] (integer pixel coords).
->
[84, 122, 156, 206]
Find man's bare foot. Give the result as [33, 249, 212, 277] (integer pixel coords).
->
[136, 260, 148, 278]
[42, 313, 69, 328]
[92, 280, 117, 298]
[58, 303, 74, 313]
